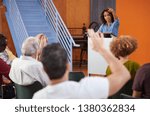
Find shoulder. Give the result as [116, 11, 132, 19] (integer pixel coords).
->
[99, 24, 105, 31]
[33, 86, 50, 99]
[134, 63, 150, 80]
[138, 63, 150, 74]
[80, 76, 108, 82]
[125, 60, 140, 68]
[79, 77, 109, 98]
[80, 77, 109, 91]
[115, 18, 119, 22]
[141, 63, 150, 69]
[113, 19, 120, 25]
[133, 63, 150, 89]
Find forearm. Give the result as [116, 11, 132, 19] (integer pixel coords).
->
[109, 8, 118, 20]
[112, 12, 118, 20]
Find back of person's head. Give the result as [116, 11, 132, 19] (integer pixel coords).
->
[40, 43, 68, 80]
[0, 34, 7, 52]
[110, 35, 137, 59]
[21, 37, 39, 56]
[100, 8, 114, 24]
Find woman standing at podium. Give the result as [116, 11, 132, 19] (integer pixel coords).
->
[99, 8, 120, 37]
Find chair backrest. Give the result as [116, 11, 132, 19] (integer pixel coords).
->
[120, 93, 136, 99]
[14, 81, 43, 99]
[109, 80, 133, 99]
[88, 21, 100, 32]
[1, 83, 15, 99]
[69, 72, 85, 82]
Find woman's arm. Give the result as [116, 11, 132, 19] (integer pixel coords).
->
[108, 8, 118, 20]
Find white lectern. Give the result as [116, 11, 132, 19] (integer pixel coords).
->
[88, 37, 113, 75]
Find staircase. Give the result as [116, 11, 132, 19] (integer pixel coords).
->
[4, 0, 74, 70]
[16, 0, 57, 43]
[4, 0, 57, 56]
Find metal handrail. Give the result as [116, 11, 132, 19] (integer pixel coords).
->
[4, 0, 28, 56]
[39, 0, 78, 70]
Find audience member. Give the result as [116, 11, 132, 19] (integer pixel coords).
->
[132, 63, 150, 98]
[33, 29, 130, 99]
[106, 35, 140, 98]
[0, 58, 11, 85]
[0, 34, 16, 65]
[9, 36, 50, 86]
[99, 8, 119, 37]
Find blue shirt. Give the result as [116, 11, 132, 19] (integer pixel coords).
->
[99, 19, 120, 37]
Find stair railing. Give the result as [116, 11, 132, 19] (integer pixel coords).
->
[39, 0, 78, 70]
[4, 0, 28, 56]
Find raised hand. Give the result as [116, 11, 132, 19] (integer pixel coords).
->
[87, 29, 105, 53]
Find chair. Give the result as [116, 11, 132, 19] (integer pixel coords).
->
[79, 21, 100, 67]
[109, 80, 133, 99]
[14, 81, 43, 99]
[120, 93, 136, 99]
[69, 72, 85, 82]
[88, 21, 100, 32]
[79, 33, 88, 67]
[1, 83, 15, 99]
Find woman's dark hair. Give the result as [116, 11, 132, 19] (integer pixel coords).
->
[0, 34, 7, 52]
[100, 8, 114, 24]
[110, 35, 138, 59]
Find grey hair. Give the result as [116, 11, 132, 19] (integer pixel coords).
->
[21, 37, 39, 56]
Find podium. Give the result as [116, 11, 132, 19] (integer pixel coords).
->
[88, 37, 113, 75]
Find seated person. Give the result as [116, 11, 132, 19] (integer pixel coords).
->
[33, 29, 130, 99]
[132, 63, 150, 98]
[0, 34, 16, 65]
[106, 35, 140, 98]
[9, 36, 50, 87]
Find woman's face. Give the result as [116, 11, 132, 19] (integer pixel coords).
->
[103, 11, 112, 23]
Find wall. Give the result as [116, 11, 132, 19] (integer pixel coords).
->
[66, 0, 90, 28]
[0, 1, 16, 55]
[53, 0, 90, 62]
[53, 0, 67, 24]
[53, 0, 90, 28]
[116, 0, 150, 65]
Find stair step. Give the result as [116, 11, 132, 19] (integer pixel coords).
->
[21, 15, 45, 20]
[28, 32, 56, 37]
[16, 0, 38, 4]
[22, 18, 46, 22]
[16, 3, 40, 7]
[16, 0, 57, 43]
[19, 9, 42, 13]
[26, 26, 50, 32]
[23, 21, 48, 25]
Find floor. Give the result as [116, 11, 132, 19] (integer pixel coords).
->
[72, 63, 88, 76]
